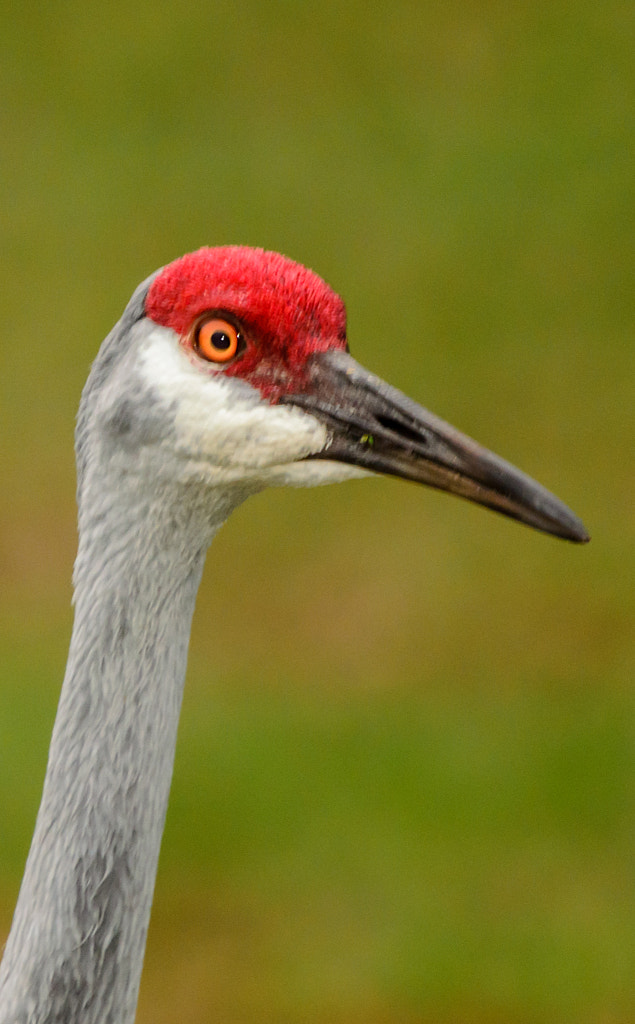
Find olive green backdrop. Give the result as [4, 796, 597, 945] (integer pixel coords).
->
[0, 2, 633, 1022]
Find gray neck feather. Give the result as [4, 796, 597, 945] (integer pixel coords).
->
[0, 491, 225, 1024]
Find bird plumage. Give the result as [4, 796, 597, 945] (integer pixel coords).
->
[0, 247, 588, 1024]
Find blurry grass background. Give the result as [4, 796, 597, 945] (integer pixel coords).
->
[0, 1, 633, 1021]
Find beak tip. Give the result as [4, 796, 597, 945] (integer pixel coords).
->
[554, 511, 590, 544]
[573, 526, 591, 544]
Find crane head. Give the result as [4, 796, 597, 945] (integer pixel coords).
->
[79, 246, 588, 543]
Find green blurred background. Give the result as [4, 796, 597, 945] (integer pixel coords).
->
[1, 2, 633, 1021]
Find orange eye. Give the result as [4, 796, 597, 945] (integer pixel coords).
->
[193, 317, 241, 363]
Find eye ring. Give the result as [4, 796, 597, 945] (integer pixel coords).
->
[193, 316, 242, 364]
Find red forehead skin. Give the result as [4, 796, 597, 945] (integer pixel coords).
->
[145, 246, 348, 401]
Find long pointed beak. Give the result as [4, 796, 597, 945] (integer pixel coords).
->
[281, 350, 589, 543]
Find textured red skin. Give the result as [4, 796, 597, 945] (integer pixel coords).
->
[145, 246, 348, 401]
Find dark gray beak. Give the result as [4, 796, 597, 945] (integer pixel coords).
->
[282, 350, 589, 543]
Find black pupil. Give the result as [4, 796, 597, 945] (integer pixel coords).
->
[212, 330, 232, 350]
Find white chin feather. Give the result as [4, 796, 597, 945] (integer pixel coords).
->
[264, 460, 371, 488]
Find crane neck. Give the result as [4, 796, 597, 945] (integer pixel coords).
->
[0, 482, 243, 1024]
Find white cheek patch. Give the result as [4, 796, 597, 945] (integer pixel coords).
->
[140, 326, 329, 479]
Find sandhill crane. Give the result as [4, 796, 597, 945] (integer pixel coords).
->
[0, 246, 588, 1023]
